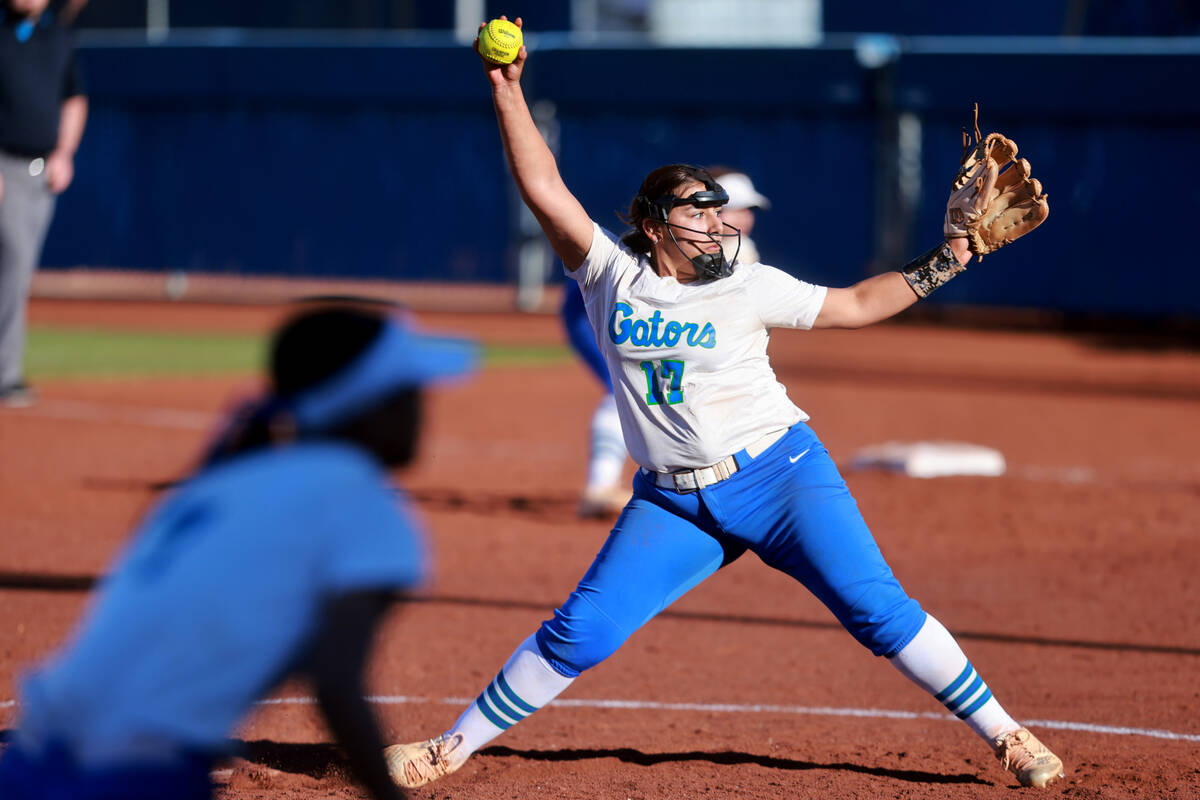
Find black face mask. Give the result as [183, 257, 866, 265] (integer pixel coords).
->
[637, 184, 740, 282]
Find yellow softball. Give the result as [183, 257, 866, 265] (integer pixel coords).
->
[478, 18, 522, 65]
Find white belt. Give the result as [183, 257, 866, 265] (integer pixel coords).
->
[645, 427, 790, 493]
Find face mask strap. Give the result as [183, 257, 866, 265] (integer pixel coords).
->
[661, 220, 737, 281]
[638, 185, 730, 222]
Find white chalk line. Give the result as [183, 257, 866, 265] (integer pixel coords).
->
[13, 398, 217, 431]
[248, 694, 1200, 743]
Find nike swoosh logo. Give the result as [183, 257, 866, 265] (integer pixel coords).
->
[789, 448, 810, 464]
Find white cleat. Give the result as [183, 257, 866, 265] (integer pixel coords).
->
[384, 733, 467, 788]
[993, 727, 1066, 788]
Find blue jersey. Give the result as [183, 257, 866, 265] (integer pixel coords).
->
[16, 441, 425, 767]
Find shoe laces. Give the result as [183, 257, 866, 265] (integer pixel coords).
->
[995, 729, 1039, 771]
[426, 737, 450, 767]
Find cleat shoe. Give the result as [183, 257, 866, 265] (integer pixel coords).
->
[384, 732, 467, 788]
[992, 727, 1065, 788]
[578, 485, 631, 519]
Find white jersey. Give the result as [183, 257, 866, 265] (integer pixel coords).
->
[570, 223, 828, 472]
[17, 442, 425, 765]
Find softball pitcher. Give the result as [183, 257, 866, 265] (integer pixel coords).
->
[0, 304, 476, 800]
[563, 166, 771, 519]
[386, 17, 1060, 791]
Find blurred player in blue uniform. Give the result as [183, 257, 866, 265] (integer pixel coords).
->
[562, 166, 770, 518]
[0, 303, 476, 800]
[384, 19, 1064, 793]
[559, 276, 629, 517]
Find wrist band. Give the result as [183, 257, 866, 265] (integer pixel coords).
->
[901, 241, 968, 298]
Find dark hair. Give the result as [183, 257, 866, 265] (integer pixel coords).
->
[202, 306, 420, 467]
[619, 164, 717, 254]
[270, 307, 385, 396]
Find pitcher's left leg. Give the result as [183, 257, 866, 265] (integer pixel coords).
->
[891, 614, 1065, 787]
[709, 433, 1064, 787]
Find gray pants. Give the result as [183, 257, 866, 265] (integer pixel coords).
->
[0, 151, 56, 388]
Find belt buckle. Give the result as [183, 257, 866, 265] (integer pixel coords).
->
[672, 459, 735, 493]
[672, 470, 700, 493]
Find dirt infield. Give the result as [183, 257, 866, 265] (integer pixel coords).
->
[2, 298, 1198, 799]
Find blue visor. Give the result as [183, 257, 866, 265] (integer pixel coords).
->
[289, 316, 478, 432]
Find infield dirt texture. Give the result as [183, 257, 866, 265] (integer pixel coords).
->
[2, 299, 1198, 799]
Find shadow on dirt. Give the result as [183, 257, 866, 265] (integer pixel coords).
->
[481, 744, 990, 784]
[73, 478, 587, 522]
[205, 737, 990, 787]
[408, 487, 580, 519]
[229, 739, 346, 779]
[411, 593, 1200, 658]
[0, 571, 95, 591]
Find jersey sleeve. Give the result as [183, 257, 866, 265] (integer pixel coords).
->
[744, 264, 829, 330]
[316, 483, 428, 594]
[568, 223, 630, 290]
[63, 51, 85, 99]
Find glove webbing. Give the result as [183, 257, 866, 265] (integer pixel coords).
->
[961, 101, 982, 160]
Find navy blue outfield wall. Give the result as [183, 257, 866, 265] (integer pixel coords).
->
[43, 33, 1200, 316]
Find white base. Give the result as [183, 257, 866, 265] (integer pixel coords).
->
[850, 441, 1006, 479]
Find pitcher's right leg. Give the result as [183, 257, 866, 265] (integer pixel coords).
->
[387, 489, 735, 788]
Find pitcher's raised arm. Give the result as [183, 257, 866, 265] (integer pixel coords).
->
[476, 18, 594, 270]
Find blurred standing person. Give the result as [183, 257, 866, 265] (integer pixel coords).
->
[0, 303, 477, 800]
[0, 0, 87, 406]
[563, 167, 771, 519]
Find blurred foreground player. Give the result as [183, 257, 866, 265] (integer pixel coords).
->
[0, 304, 477, 800]
[385, 18, 1063, 793]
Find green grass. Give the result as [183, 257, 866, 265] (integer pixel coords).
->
[27, 326, 265, 378]
[483, 343, 572, 367]
[26, 325, 572, 379]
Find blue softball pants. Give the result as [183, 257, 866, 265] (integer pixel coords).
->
[535, 422, 925, 676]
